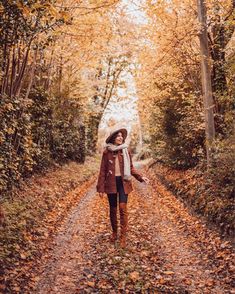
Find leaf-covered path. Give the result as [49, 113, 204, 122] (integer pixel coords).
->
[34, 163, 234, 293]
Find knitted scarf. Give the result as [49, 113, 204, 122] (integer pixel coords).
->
[105, 142, 131, 181]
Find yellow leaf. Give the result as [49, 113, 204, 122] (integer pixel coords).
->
[129, 271, 140, 282]
[87, 281, 95, 287]
[20, 252, 27, 259]
[163, 270, 174, 275]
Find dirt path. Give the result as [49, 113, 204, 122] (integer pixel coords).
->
[34, 163, 234, 293]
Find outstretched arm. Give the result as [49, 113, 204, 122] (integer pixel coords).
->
[128, 149, 144, 182]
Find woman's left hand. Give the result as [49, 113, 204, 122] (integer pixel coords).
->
[142, 176, 150, 184]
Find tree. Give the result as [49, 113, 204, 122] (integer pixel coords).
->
[86, 54, 130, 153]
[197, 0, 215, 167]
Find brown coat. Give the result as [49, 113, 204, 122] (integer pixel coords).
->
[96, 148, 144, 194]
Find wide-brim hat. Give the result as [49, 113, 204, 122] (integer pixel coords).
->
[105, 127, 128, 144]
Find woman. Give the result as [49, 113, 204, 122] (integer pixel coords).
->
[96, 127, 150, 248]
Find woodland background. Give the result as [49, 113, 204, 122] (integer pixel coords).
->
[0, 0, 234, 289]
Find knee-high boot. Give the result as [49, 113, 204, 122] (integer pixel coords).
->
[109, 206, 118, 243]
[119, 202, 128, 248]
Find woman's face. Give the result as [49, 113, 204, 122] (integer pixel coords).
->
[114, 132, 123, 145]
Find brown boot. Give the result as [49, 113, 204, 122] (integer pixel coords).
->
[109, 206, 118, 243]
[119, 202, 128, 248]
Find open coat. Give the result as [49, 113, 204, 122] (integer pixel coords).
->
[96, 148, 144, 194]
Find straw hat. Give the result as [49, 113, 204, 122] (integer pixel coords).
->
[105, 127, 128, 144]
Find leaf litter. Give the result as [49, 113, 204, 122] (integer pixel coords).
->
[31, 164, 234, 293]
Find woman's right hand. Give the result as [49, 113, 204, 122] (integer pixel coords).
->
[98, 192, 105, 198]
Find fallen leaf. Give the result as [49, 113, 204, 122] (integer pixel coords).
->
[87, 281, 95, 287]
[163, 271, 174, 275]
[129, 271, 140, 282]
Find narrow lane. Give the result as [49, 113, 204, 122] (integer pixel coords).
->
[34, 163, 234, 293]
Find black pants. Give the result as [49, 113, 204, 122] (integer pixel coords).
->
[107, 176, 128, 207]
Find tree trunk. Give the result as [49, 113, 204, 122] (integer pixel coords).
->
[86, 112, 102, 155]
[197, 0, 215, 167]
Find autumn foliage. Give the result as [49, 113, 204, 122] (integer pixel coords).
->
[0, 0, 234, 292]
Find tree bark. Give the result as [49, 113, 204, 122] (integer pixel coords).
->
[197, 0, 215, 167]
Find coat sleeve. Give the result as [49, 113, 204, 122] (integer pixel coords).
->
[128, 149, 144, 182]
[96, 150, 107, 193]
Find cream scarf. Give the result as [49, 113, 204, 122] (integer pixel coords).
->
[105, 143, 131, 181]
